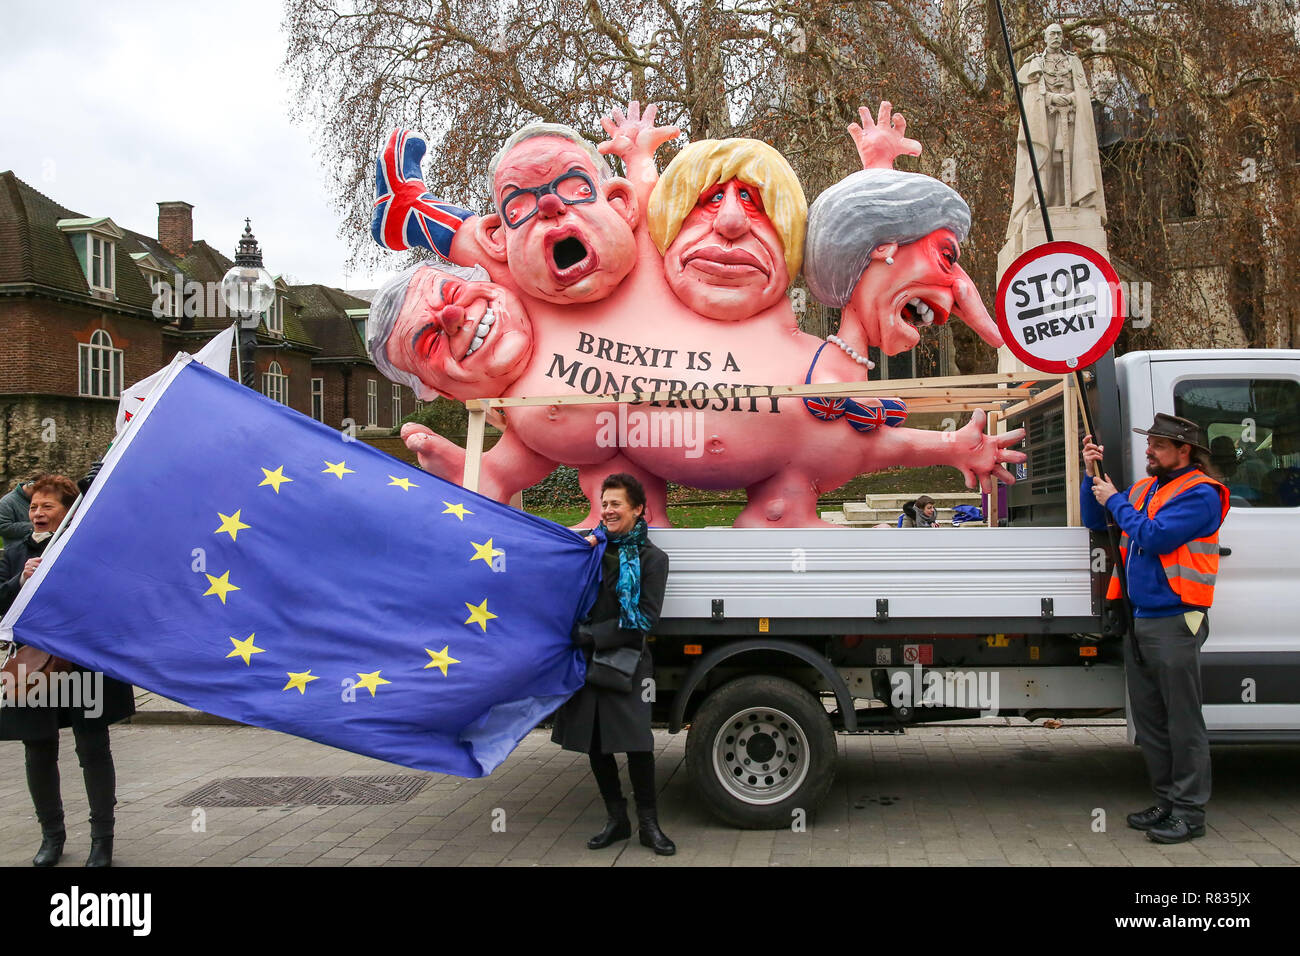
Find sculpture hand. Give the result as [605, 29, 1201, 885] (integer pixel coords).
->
[401, 422, 467, 481]
[848, 101, 922, 171]
[598, 101, 679, 165]
[951, 410, 1028, 494]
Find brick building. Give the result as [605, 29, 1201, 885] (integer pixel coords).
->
[0, 171, 415, 488]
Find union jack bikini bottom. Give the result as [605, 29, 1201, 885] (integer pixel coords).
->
[802, 342, 908, 432]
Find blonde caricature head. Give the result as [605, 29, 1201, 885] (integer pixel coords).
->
[648, 138, 808, 279]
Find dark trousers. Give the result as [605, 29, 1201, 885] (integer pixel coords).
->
[588, 713, 656, 810]
[1126, 612, 1212, 826]
[23, 726, 117, 839]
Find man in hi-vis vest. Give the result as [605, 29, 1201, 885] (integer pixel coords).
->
[1082, 414, 1229, 844]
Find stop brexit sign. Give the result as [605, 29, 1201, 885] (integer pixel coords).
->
[995, 241, 1125, 373]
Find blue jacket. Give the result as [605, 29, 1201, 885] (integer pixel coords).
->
[1081, 465, 1225, 617]
[0, 482, 33, 551]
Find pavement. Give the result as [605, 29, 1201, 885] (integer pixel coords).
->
[2, 704, 1299, 867]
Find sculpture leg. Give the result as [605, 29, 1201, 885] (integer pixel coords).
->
[735, 471, 840, 528]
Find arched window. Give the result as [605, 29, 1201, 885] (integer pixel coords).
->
[79, 329, 123, 398]
[262, 360, 288, 405]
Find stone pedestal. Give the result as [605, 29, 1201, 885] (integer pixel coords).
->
[996, 205, 1109, 376]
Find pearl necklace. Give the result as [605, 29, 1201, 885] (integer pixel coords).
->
[827, 334, 873, 368]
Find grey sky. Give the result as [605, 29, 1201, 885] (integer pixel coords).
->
[1, 0, 395, 291]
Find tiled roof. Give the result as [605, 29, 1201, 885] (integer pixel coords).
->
[292, 284, 372, 361]
[0, 171, 156, 312]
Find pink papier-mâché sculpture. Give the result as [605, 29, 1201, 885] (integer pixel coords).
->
[366, 102, 1024, 527]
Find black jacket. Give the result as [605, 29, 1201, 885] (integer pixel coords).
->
[551, 537, 668, 755]
[0, 536, 135, 740]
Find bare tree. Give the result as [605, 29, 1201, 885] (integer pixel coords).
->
[285, 0, 1300, 367]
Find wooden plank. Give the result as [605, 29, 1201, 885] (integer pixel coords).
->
[1001, 380, 1066, 419]
[1064, 375, 1081, 527]
[462, 372, 1059, 411]
[463, 408, 486, 493]
[987, 408, 1001, 527]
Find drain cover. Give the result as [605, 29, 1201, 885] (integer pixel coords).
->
[167, 774, 429, 807]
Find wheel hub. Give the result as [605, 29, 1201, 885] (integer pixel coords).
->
[711, 707, 810, 805]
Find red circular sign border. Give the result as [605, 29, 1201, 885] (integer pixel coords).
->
[995, 240, 1125, 374]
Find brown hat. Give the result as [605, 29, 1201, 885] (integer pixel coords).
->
[1133, 413, 1209, 453]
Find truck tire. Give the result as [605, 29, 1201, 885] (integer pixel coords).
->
[685, 675, 837, 829]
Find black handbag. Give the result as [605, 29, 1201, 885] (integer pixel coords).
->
[585, 642, 642, 692]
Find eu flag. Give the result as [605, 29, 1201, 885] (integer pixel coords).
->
[0, 357, 602, 776]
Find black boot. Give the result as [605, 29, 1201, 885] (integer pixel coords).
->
[587, 798, 631, 849]
[637, 806, 676, 856]
[85, 837, 113, 868]
[32, 831, 65, 867]
[25, 736, 65, 868]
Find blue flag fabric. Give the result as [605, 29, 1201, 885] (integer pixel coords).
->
[1, 358, 603, 777]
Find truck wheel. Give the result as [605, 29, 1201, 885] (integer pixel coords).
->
[685, 675, 837, 829]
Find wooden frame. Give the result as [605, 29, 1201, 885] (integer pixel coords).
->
[457, 372, 1079, 524]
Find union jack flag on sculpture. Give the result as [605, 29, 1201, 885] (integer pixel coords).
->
[844, 397, 908, 433]
[371, 129, 473, 261]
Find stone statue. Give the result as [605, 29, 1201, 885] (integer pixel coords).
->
[1007, 22, 1107, 238]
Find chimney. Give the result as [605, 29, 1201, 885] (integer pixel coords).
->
[157, 201, 194, 256]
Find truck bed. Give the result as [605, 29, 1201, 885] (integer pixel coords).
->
[650, 526, 1100, 636]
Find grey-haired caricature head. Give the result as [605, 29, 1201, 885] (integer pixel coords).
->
[368, 260, 533, 402]
[803, 168, 1001, 356]
[476, 123, 639, 305]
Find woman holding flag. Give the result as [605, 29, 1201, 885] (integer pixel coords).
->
[551, 473, 675, 855]
[0, 471, 134, 868]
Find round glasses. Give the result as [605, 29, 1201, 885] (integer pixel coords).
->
[499, 170, 598, 228]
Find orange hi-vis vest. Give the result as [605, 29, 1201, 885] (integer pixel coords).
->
[1105, 469, 1230, 607]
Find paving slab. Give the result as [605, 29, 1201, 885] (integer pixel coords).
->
[1, 722, 1297, 866]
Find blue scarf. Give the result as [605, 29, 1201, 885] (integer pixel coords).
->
[591, 518, 652, 631]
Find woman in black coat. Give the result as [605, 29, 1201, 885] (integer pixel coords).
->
[0, 473, 134, 867]
[551, 472, 674, 855]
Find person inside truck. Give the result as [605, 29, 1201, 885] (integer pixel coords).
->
[1210, 436, 1257, 505]
[1081, 414, 1230, 845]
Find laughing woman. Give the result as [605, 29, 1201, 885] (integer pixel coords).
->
[551, 472, 674, 855]
[0, 473, 134, 867]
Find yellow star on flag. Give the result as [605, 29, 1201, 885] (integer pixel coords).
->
[442, 501, 473, 520]
[214, 510, 251, 542]
[226, 633, 264, 665]
[464, 598, 498, 632]
[423, 646, 461, 677]
[354, 670, 392, 697]
[203, 570, 240, 604]
[388, 475, 418, 491]
[283, 670, 319, 694]
[469, 538, 504, 566]
[258, 466, 293, 493]
[322, 460, 355, 479]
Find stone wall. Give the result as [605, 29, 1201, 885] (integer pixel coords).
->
[0, 394, 116, 488]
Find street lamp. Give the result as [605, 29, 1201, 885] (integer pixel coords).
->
[220, 219, 275, 389]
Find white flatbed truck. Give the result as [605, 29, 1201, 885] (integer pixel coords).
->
[640, 349, 1300, 827]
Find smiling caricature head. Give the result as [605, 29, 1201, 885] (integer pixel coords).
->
[368, 261, 533, 402]
[474, 123, 639, 305]
[803, 168, 1002, 356]
[648, 139, 807, 321]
